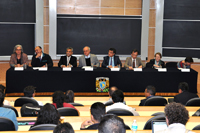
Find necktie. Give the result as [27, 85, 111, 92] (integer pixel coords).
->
[110, 57, 112, 66]
[39, 56, 42, 61]
[133, 59, 135, 68]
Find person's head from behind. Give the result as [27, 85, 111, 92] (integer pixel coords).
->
[108, 86, 118, 98]
[23, 86, 36, 97]
[165, 102, 189, 126]
[0, 84, 6, 93]
[0, 90, 5, 107]
[65, 90, 74, 103]
[90, 102, 105, 123]
[53, 91, 66, 108]
[35, 103, 60, 126]
[144, 85, 156, 98]
[98, 114, 126, 133]
[184, 57, 193, 66]
[112, 90, 124, 103]
[178, 82, 189, 93]
[53, 122, 74, 133]
[131, 49, 139, 59]
[108, 48, 116, 57]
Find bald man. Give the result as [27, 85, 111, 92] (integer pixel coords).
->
[31, 46, 53, 67]
[78, 46, 100, 67]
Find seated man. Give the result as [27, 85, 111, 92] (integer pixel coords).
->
[79, 46, 100, 67]
[174, 82, 198, 105]
[0, 91, 18, 130]
[0, 84, 10, 106]
[23, 86, 43, 106]
[139, 85, 156, 106]
[106, 90, 139, 116]
[31, 46, 53, 67]
[54, 122, 74, 133]
[177, 56, 193, 68]
[80, 102, 105, 130]
[104, 86, 125, 105]
[156, 102, 193, 133]
[124, 49, 144, 69]
[58, 47, 77, 68]
[102, 48, 122, 68]
[98, 114, 126, 133]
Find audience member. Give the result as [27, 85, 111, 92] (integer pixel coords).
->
[52, 91, 77, 110]
[0, 84, 10, 106]
[174, 82, 198, 105]
[104, 86, 125, 105]
[106, 90, 139, 116]
[80, 102, 105, 130]
[65, 90, 74, 103]
[156, 102, 193, 133]
[0, 91, 18, 130]
[31, 103, 60, 128]
[139, 85, 156, 106]
[98, 114, 126, 133]
[54, 122, 74, 133]
[23, 86, 43, 106]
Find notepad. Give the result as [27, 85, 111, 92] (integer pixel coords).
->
[133, 68, 142, 71]
[181, 69, 190, 72]
[157, 68, 167, 72]
[38, 67, 48, 71]
[63, 67, 71, 71]
[84, 67, 93, 71]
[14, 67, 24, 71]
[110, 68, 120, 71]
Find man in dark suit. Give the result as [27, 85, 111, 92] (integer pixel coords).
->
[139, 85, 156, 106]
[31, 46, 53, 67]
[102, 48, 122, 68]
[58, 47, 77, 68]
[174, 82, 198, 105]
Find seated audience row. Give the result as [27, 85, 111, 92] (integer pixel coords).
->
[10, 45, 194, 69]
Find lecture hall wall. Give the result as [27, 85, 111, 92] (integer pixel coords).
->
[1, 0, 200, 94]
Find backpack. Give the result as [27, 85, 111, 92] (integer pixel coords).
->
[20, 103, 41, 117]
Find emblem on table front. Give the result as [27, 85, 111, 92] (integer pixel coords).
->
[96, 77, 109, 92]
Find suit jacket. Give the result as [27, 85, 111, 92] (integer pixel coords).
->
[58, 55, 77, 67]
[174, 91, 199, 105]
[31, 53, 53, 67]
[78, 54, 100, 67]
[102, 55, 122, 68]
[9, 53, 28, 67]
[148, 59, 165, 68]
[124, 57, 144, 68]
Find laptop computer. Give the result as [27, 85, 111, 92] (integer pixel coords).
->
[152, 120, 168, 133]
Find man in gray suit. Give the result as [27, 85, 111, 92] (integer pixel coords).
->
[124, 49, 144, 70]
[79, 46, 100, 67]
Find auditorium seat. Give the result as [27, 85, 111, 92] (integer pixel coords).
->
[166, 62, 177, 68]
[68, 103, 84, 106]
[14, 97, 39, 107]
[29, 124, 57, 131]
[0, 117, 16, 131]
[185, 98, 200, 106]
[57, 107, 79, 116]
[107, 109, 134, 116]
[104, 101, 113, 106]
[151, 112, 165, 116]
[3, 105, 19, 117]
[143, 114, 166, 129]
[144, 96, 167, 106]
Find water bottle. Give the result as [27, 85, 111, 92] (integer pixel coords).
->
[131, 119, 138, 132]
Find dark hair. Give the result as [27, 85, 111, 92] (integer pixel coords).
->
[52, 91, 66, 108]
[91, 102, 105, 122]
[0, 84, 6, 93]
[165, 102, 189, 125]
[98, 114, 126, 133]
[178, 82, 189, 92]
[146, 85, 156, 96]
[154, 52, 162, 58]
[112, 90, 124, 103]
[109, 48, 116, 54]
[23, 86, 36, 97]
[53, 122, 74, 133]
[131, 49, 139, 54]
[185, 57, 193, 63]
[65, 90, 74, 103]
[34, 103, 60, 126]
[109, 86, 118, 97]
[37, 46, 42, 49]
[0, 91, 5, 107]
